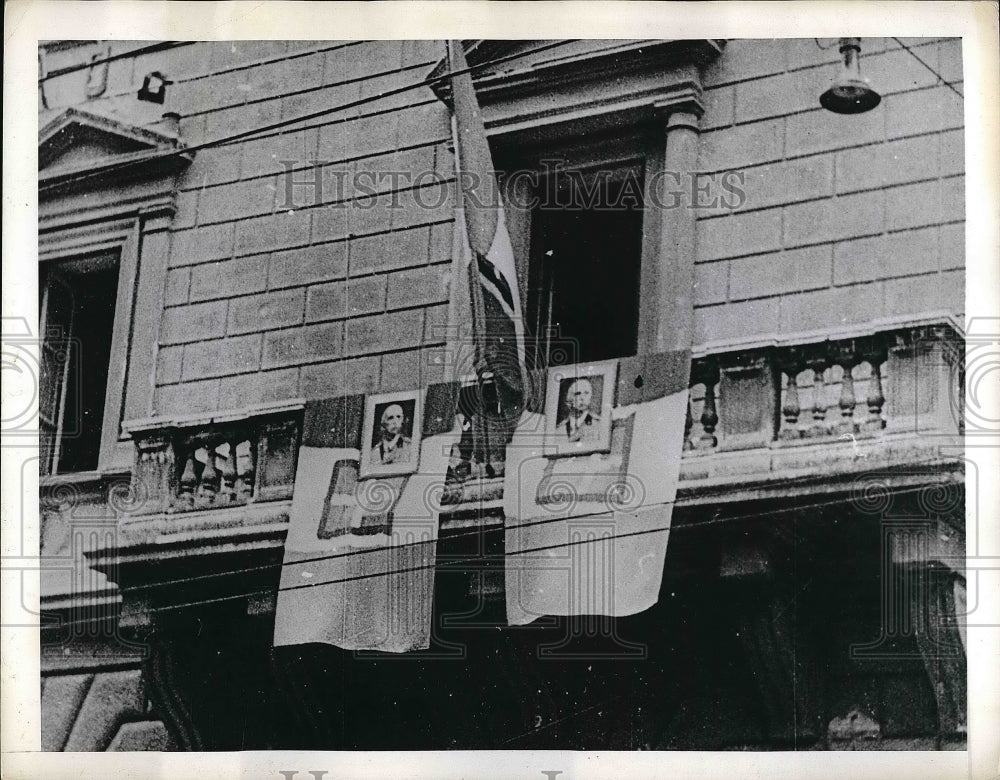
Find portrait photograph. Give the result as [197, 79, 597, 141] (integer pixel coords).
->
[360, 389, 423, 478]
[544, 361, 616, 457]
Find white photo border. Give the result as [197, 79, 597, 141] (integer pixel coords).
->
[359, 388, 424, 479]
[544, 359, 617, 457]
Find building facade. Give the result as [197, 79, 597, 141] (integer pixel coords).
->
[37, 38, 965, 751]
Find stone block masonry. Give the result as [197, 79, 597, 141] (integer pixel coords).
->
[70, 39, 962, 415]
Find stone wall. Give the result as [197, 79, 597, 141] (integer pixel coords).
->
[40, 38, 965, 412]
[695, 38, 964, 345]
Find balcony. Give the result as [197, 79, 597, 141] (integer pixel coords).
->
[64, 318, 963, 603]
[678, 317, 963, 499]
[435, 318, 964, 517]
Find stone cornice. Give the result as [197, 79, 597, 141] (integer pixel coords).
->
[40, 106, 184, 160]
[78, 433, 965, 607]
[83, 501, 292, 593]
[429, 39, 723, 102]
[428, 39, 723, 141]
[676, 432, 964, 508]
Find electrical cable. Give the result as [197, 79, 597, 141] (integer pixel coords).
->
[38, 41, 189, 84]
[40, 475, 960, 630]
[41, 42, 353, 107]
[39, 466, 961, 616]
[275, 477, 962, 593]
[891, 37, 964, 99]
[813, 37, 963, 99]
[39, 39, 577, 195]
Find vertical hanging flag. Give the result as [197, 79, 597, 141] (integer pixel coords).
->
[503, 352, 692, 627]
[447, 40, 527, 422]
[273, 385, 464, 653]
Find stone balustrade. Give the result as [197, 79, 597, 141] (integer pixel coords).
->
[176, 433, 256, 510]
[685, 320, 962, 455]
[114, 320, 962, 518]
[123, 407, 300, 517]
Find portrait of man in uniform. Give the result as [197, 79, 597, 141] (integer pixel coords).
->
[561, 378, 601, 443]
[545, 362, 616, 456]
[370, 403, 412, 465]
[360, 390, 422, 477]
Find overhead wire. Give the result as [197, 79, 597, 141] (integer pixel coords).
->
[39, 465, 962, 620]
[276, 477, 962, 593]
[891, 37, 964, 99]
[38, 41, 189, 84]
[813, 37, 962, 99]
[41, 42, 354, 109]
[40, 477, 960, 630]
[39, 39, 578, 195]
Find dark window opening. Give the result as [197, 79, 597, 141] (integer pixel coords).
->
[39, 255, 120, 475]
[526, 163, 644, 367]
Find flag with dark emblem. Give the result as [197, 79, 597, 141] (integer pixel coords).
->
[447, 40, 527, 424]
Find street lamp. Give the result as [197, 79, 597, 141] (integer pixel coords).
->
[820, 38, 882, 114]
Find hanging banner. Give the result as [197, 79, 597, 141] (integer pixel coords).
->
[274, 382, 462, 653]
[447, 39, 529, 419]
[503, 350, 691, 626]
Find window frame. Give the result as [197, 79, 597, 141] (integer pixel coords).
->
[491, 129, 663, 372]
[496, 130, 659, 368]
[38, 111, 191, 477]
[432, 38, 716, 376]
[38, 218, 141, 474]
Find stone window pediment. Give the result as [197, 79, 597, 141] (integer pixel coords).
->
[39, 106, 190, 186]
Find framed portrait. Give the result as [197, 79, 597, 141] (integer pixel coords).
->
[359, 389, 423, 478]
[544, 361, 616, 457]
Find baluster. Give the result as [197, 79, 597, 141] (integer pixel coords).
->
[236, 439, 256, 502]
[219, 440, 237, 504]
[697, 361, 719, 449]
[807, 353, 830, 436]
[178, 454, 198, 508]
[200, 441, 220, 505]
[779, 351, 804, 440]
[863, 347, 887, 433]
[834, 345, 859, 435]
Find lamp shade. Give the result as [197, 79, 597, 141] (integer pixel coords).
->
[820, 38, 881, 114]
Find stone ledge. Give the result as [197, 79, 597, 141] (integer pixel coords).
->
[80, 432, 961, 588]
[86, 500, 292, 572]
[677, 432, 963, 505]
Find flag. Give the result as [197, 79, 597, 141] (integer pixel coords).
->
[503, 351, 691, 626]
[447, 40, 527, 422]
[273, 386, 463, 653]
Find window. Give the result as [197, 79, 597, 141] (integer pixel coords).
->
[499, 134, 652, 369]
[38, 105, 193, 476]
[39, 253, 121, 475]
[439, 139, 654, 493]
[525, 160, 645, 366]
